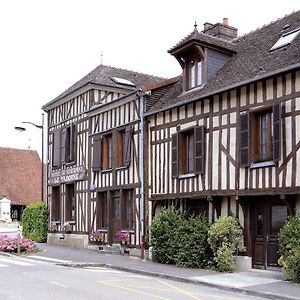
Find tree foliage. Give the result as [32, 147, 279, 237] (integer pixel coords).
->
[278, 215, 300, 283]
[208, 216, 245, 272]
[22, 202, 48, 243]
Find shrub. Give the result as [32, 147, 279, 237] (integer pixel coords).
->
[208, 216, 245, 272]
[0, 235, 37, 253]
[150, 206, 212, 268]
[278, 215, 300, 282]
[173, 216, 212, 268]
[150, 207, 182, 264]
[22, 202, 48, 243]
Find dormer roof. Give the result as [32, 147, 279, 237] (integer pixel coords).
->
[168, 30, 236, 56]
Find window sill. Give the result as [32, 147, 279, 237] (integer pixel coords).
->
[116, 165, 128, 171]
[65, 161, 76, 167]
[51, 221, 61, 225]
[178, 173, 197, 179]
[101, 168, 113, 174]
[250, 161, 275, 169]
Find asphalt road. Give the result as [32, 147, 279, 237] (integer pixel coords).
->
[0, 255, 266, 300]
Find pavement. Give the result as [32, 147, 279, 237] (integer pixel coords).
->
[8, 243, 300, 300]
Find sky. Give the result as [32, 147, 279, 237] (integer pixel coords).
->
[0, 0, 299, 161]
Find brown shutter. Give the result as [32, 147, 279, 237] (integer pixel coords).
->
[52, 130, 61, 168]
[61, 128, 66, 164]
[195, 126, 205, 173]
[171, 133, 178, 178]
[70, 124, 76, 162]
[240, 112, 250, 167]
[273, 103, 281, 162]
[92, 135, 102, 170]
[124, 126, 132, 167]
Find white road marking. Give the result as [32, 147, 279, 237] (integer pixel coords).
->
[50, 281, 69, 288]
[83, 267, 122, 274]
[27, 255, 72, 263]
[0, 263, 8, 267]
[0, 257, 34, 266]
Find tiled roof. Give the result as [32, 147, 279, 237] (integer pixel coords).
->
[147, 10, 300, 114]
[0, 148, 41, 205]
[44, 64, 165, 108]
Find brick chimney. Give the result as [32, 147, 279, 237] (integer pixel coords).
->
[202, 18, 238, 41]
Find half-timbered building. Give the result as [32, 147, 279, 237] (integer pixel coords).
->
[42, 65, 163, 248]
[144, 12, 300, 268]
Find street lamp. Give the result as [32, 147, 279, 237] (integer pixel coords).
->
[15, 113, 45, 202]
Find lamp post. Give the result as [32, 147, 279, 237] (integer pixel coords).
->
[15, 113, 44, 202]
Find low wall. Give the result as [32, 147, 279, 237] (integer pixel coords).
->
[47, 233, 89, 249]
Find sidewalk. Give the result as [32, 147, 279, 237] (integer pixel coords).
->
[26, 243, 300, 300]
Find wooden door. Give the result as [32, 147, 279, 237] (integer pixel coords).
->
[110, 190, 121, 243]
[253, 201, 288, 268]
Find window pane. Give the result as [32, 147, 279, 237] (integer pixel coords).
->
[197, 61, 202, 85]
[271, 206, 288, 235]
[108, 135, 112, 168]
[190, 61, 196, 88]
[187, 134, 194, 171]
[123, 190, 134, 229]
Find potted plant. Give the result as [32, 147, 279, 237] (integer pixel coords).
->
[89, 229, 103, 243]
[115, 230, 129, 245]
[63, 222, 73, 233]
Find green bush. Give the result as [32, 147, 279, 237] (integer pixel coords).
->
[278, 215, 300, 282]
[150, 206, 212, 268]
[22, 202, 48, 243]
[208, 216, 245, 272]
[150, 207, 182, 264]
[174, 216, 212, 268]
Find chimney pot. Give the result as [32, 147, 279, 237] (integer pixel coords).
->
[223, 18, 228, 26]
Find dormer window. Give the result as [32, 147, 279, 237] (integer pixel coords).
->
[186, 57, 202, 90]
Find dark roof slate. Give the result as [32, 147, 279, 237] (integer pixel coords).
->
[44, 65, 165, 108]
[0, 148, 41, 205]
[148, 10, 300, 114]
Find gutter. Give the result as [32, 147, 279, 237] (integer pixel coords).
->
[144, 62, 300, 117]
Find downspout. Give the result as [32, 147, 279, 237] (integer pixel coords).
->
[139, 92, 145, 259]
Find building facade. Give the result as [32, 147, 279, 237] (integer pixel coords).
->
[145, 12, 300, 268]
[43, 11, 300, 268]
[43, 65, 163, 248]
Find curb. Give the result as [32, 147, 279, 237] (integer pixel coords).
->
[54, 262, 298, 300]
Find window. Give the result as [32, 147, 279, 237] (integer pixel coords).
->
[185, 199, 207, 218]
[65, 184, 75, 222]
[117, 130, 126, 167]
[51, 186, 60, 221]
[52, 124, 76, 168]
[92, 126, 132, 171]
[186, 57, 202, 90]
[172, 126, 205, 177]
[122, 189, 134, 230]
[240, 104, 281, 167]
[270, 28, 300, 51]
[102, 134, 112, 170]
[180, 129, 195, 173]
[96, 192, 108, 228]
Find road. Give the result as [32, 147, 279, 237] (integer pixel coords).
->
[0, 255, 266, 300]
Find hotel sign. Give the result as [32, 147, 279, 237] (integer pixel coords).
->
[49, 166, 86, 185]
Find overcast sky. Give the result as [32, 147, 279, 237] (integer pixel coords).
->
[0, 0, 299, 161]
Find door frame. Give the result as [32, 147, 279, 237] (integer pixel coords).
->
[251, 196, 291, 269]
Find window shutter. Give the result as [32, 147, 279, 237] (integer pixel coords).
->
[92, 135, 102, 170]
[70, 124, 76, 162]
[124, 126, 132, 167]
[273, 103, 281, 162]
[60, 128, 66, 164]
[52, 130, 61, 168]
[171, 133, 178, 178]
[240, 112, 250, 167]
[195, 126, 205, 173]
